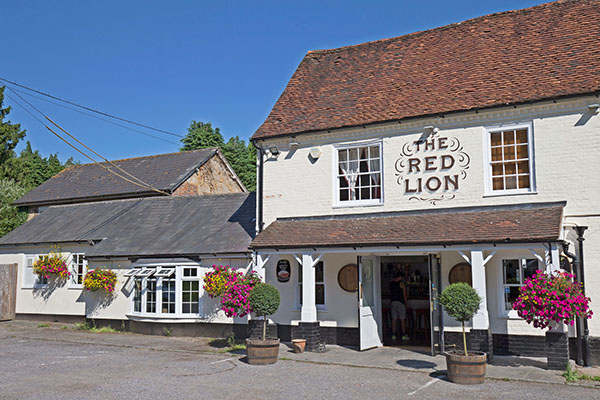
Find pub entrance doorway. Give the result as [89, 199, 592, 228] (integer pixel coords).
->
[380, 255, 443, 355]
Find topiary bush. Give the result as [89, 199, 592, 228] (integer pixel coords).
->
[439, 282, 482, 356]
[249, 283, 280, 341]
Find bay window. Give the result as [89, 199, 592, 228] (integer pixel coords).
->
[128, 265, 202, 317]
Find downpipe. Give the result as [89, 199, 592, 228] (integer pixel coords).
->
[251, 140, 264, 233]
[562, 242, 584, 366]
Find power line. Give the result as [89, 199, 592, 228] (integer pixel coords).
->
[4, 88, 171, 196]
[8, 86, 179, 145]
[0, 77, 185, 138]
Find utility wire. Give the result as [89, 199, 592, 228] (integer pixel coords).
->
[9, 86, 179, 145]
[0, 77, 184, 138]
[4, 89, 171, 196]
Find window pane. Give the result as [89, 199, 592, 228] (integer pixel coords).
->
[516, 144, 529, 159]
[339, 188, 349, 201]
[359, 148, 368, 161]
[490, 132, 502, 147]
[516, 129, 528, 144]
[315, 262, 324, 283]
[146, 279, 156, 313]
[316, 284, 325, 305]
[182, 292, 190, 302]
[504, 162, 517, 175]
[492, 164, 503, 176]
[182, 304, 190, 314]
[360, 187, 371, 200]
[371, 186, 381, 199]
[349, 148, 358, 161]
[517, 161, 529, 175]
[503, 260, 520, 284]
[504, 286, 521, 310]
[503, 146, 516, 161]
[491, 147, 503, 162]
[518, 175, 530, 189]
[523, 259, 539, 280]
[133, 280, 142, 312]
[505, 176, 517, 190]
[369, 146, 379, 158]
[162, 280, 176, 314]
[360, 174, 370, 186]
[493, 177, 504, 190]
[338, 149, 347, 162]
[503, 130, 515, 145]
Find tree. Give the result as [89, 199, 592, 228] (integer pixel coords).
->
[0, 87, 26, 177]
[180, 121, 256, 191]
[0, 179, 27, 237]
[439, 283, 482, 356]
[180, 121, 224, 150]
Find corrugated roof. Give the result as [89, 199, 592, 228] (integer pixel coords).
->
[0, 193, 256, 256]
[253, 0, 600, 140]
[13, 149, 218, 207]
[251, 202, 564, 249]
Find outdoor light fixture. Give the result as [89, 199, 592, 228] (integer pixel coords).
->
[588, 104, 600, 114]
[268, 146, 280, 157]
[289, 139, 300, 149]
[309, 147, 322, 159]
[424, 125, 439, 135]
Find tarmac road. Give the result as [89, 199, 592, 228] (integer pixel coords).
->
[0, 325, 598, 399]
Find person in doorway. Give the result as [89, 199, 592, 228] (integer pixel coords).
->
[390, 271, 409, 341]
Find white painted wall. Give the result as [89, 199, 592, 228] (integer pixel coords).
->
[259, 96, 600, 336]
[0, 243, 91, 317]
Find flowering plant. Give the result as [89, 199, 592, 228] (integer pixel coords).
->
[203, 265, 241, 298]
[204, 265, 262, 317]
[513, 270, 592, 330]
[33, 253, 70, 280]
[83, 268, 118, 292]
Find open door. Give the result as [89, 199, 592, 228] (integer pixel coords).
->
[429, 255, 444, 355]
[358, 256, 381, 350]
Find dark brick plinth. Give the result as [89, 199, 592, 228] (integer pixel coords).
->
[247, 319, 277, 340]
[546, 331, 569, 370]
[470, 329, 493, 360]
[295, 322, 325, 352]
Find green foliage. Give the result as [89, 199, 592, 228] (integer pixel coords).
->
[249, 283, 280, 317]
[0, 179, 27, 237]
[439, 283, 481, 323]
[0, 87, 26, 172]
[180, 120, 256, 191]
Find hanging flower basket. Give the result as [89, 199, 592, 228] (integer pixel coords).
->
[513, 270, 592, 330]
[203, 265, 262, 317]
[83, 268, 117, 292]
[203, 265, 241, 298]
[33, 253, 70, 280]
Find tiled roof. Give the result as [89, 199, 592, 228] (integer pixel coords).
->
[13, 149, 218, 207]
[253, 0, 600, 140]
[0, 193, 256, 256]
[251, 202, 564, 249]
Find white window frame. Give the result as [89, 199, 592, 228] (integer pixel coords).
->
[483, 122, 536, 196]
[22, 254, 48, 289]
[498, 257, 539, 318]
[297, 261, 326, 310]
[129, 265, 202, 318]
[332, 140, 384, 208]
[69, 253, 88, 289]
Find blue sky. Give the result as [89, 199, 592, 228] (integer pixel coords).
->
[2, 0, 546, 162]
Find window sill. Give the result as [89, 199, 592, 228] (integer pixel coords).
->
[126, 314, 214, 323]
[332, 201, 383, 209]
[483, 190, 537, 198]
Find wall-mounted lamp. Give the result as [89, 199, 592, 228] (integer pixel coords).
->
[588, 104, 600, 114]
[424, 125, 440, 135]
[309, 147, 322, 159]
[289, 139, 300, 149]
[268, 146, 280, 157]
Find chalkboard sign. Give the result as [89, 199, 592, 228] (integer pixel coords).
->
[276, 259, 291, 283]
[338, 264, 358, 292]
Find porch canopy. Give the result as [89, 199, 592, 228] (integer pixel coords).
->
[251, 202, 564, 250]
[251, 202, 565, 329]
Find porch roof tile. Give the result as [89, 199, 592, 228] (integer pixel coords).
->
[251, 202, 564, 249]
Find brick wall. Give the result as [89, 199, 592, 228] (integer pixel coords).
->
[173, 154, 244, 196]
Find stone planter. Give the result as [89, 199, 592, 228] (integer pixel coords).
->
[292, 339, 306, 353]
[246, 338, 280, 365]
[445, 351, 487, 384]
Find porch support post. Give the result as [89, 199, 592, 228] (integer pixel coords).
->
[255, 253, 270, 282]
[470, 249, 493, 359]
[301, 254, 317, 323]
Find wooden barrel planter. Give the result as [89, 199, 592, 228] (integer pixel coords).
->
[246, 338, 280, 365]
[445, 351, 487, 384]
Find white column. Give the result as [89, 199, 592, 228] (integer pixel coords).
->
[549, 243, 561, 273]
[471, 250, 489, 330]
[255, 253, 269, 282]
[301, 254, 317, 322]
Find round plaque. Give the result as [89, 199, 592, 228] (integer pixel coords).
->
[338, 263, 358, 292]
[448, 262, 472, 286]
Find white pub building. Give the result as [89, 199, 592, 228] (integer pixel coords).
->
[250, 0, 600, 368]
